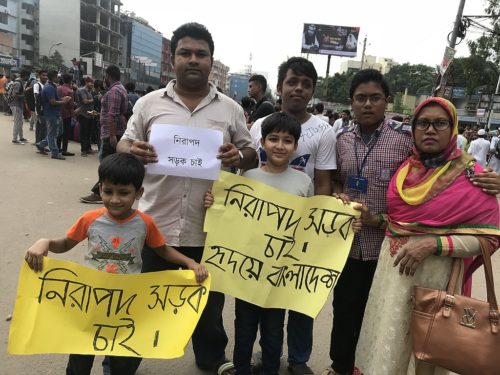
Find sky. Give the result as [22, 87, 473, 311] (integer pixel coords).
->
[120, 0, 490, 92]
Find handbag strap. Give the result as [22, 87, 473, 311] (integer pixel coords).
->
[446, 236, 499, 311]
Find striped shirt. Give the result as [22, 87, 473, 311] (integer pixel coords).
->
[335, 118, 413, 260]
[100, 81, 128, 139]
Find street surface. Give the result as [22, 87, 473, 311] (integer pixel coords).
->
[0, 114, 498, 374]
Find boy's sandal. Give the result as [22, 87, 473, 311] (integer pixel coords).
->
[217, 361, 236, 375]
[288, 363, 314, 375]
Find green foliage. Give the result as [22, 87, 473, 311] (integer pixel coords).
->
[467, 0, 500, 65]
[384, 63, 436, 96]
[39, 50, 67, 72]
[450, 57, 498, 95]
[315, 71, 355, 104]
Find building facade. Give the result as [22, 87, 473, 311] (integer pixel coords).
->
[160, 36, 173, 85]
[120, 12, 161, 90]
[0, 0, 37, 72]
[209, 59, 229, 93]
[339, 55, 397, 74]
[228, 73, 250, 102]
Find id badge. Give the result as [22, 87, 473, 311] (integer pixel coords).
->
[347, 175, 368, 193]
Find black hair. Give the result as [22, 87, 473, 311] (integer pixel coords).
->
[249, 74, 267, 93]
[105, 65, 120, 81]
[261, 112, 302, 144]
[392, 115, 404, 122]
[171, 22, 214, 58]
[20, 70, 30, 79]
[98, 153, 145, 190]
[125, 82, 136, 92]
[241, 96, 256, 110]
[315, 102, 324, 113]
[62, 74, 72, 84]
[349, 69, 391, 99]
[277, 57, 318, 89]
[47, 70, 58, 81]
[342, 109, 350, 116]
[146, 85, 154, 93]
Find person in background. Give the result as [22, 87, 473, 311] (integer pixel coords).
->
[57, 73, 75, 156]
[248, 74, 275, 123]
[332, 110, 351, 136]
[76, 76, 96, 157]
[35, 70, 71, 159]
[80, 66, 128, 204]
[125, 82, 140, 107]
[314, 102, 329, 123]
[10, 70, 30, 144]
[468, 128, 490, 167]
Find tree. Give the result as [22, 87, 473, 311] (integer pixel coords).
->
[384, 63, 436, 95]
[467, 0, 500, 65]
[449, 57, 498, 95]
[39, 50, 66, 72]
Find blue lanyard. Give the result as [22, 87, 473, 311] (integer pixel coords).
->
[354, 129, 381, 176]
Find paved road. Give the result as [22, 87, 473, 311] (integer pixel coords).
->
[0, 114, 498, 374]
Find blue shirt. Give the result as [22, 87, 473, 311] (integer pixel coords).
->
[41, 82, 61, 117]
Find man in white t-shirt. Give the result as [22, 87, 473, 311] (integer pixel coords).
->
[488, 130, 500, 172]
[468, 128, 491, 167]
[314, 102, 329, 123]
[332, 109, 351, 136]
[457, 126, 467, 151]
[250, 56, 336, 375]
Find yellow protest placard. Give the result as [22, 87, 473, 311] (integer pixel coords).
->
[203, 171, 359, 318]
[8, 258, 210, 358]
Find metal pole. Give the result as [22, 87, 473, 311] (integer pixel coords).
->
[360, 35, 367, 70]
[486, 72, 500, 131]
[323, 54, 331, 98]
[434, 0, 466, 96]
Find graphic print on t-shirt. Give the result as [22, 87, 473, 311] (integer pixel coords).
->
[258, 147, 311, 172]
[91, 234, 138, 273]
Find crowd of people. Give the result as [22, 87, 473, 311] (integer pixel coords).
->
[19, 21, 500, 375]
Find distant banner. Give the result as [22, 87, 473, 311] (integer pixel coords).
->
[202, 171, 359, 318]
[301, 23, 360, 57]
[8, 258, 210, 358]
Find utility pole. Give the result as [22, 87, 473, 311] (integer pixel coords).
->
[434, 0, 466, 96]
[360, 35, 367, 70]
[323, 54, 331, 98]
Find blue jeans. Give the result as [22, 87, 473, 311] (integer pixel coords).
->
[287, 310, 314, 365]
[37, 115, 62, 156]
[234, 299, 285, 375]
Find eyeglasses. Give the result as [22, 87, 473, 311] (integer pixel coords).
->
[414, 119, 451, 132]
[352, 94, 386, 104]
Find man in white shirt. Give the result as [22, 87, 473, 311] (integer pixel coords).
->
[314, 102, 329, 123]
[468, 128, 491, 167]
[457, 126, 467, 151]
[488, 130, 500, 172]
[332, 109, 351, 136]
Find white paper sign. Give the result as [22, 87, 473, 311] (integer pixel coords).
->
[147, 124, 223, 180]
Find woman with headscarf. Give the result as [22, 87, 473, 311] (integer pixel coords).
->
[354, 97, 500, 375]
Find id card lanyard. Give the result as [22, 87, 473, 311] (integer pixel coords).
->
[354, 128, 381, 177]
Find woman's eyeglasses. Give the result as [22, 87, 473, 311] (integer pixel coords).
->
[414, 119, 451, 132]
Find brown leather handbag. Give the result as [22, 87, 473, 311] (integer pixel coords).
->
[411, 239, 500, 375]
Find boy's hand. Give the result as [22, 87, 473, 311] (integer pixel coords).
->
[333, 192, 352, 205]
[25, 239, 50, 272]
[187, 261, 209, 283]
[204, 190, 214, 208]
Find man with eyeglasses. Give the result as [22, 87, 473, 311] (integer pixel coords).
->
[324, 69, 500, 375]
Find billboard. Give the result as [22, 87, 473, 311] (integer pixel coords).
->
[301, 23, 360, 57]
